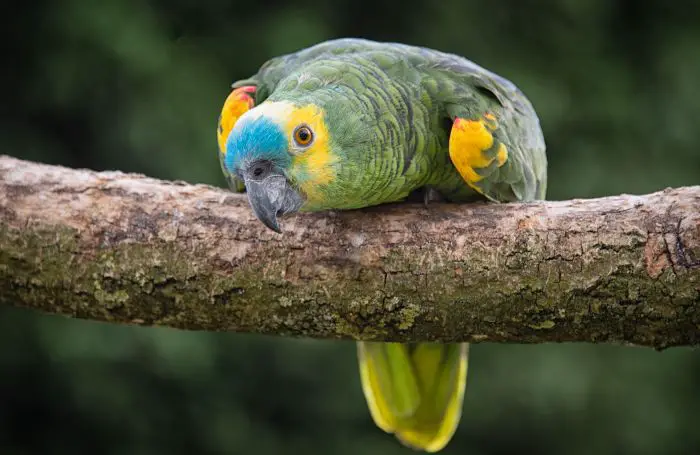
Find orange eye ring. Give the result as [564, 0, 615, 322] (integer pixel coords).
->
[293, 125, 314, 147]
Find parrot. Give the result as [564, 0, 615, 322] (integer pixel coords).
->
[216, 38, 547, 452]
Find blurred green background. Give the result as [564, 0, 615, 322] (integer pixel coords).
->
[2, 0, 699, 454]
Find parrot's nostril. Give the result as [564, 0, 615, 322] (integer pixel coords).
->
[247, 160, 272, 180]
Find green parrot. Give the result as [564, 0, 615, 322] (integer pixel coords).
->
[216, 38, 547, 452]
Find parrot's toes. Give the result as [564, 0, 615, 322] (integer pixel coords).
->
[422, 186, 445, 207]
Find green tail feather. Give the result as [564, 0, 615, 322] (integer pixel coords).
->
[357, 341, 469, 452]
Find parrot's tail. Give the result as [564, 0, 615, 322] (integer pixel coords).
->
[357, 341, 469, 452]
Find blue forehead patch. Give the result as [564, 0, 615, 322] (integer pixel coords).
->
[224, 115, 291, 172]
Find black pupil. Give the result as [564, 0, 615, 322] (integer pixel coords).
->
[298, 129, 309, 142]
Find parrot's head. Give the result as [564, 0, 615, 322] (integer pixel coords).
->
[220, 94, 348, 232]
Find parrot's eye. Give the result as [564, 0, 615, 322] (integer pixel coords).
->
[293, 125, 314, 147]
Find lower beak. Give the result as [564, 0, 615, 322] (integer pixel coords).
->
[244, 172, 304, 233]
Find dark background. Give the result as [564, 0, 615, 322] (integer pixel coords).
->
[2, 1, 699, 454]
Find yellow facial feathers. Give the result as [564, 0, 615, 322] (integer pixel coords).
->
[286, 104, 337, 200]
[218, 92, 338, 204]
[249, 101, 337, 203]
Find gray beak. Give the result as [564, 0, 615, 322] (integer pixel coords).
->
[242, 160, 304, 233]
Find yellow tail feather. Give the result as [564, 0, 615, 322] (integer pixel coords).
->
[357, 342, 469, 452]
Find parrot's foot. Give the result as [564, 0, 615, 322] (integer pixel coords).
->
[448, 115, 508, 195]
[422, 186, 445, 207]
[217, 85, 257, 155]
[404, 187, 445, 206]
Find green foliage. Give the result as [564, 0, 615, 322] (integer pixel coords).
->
[1, 0, 699, 454]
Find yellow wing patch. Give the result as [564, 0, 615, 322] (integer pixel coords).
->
[496, 143, 508, 166]
[217, 85, 256, 156]
[448, 116, 508, 194]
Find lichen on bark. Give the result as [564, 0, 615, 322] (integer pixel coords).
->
[0, 155, 699, 348]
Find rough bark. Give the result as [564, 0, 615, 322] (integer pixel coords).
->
[0, 155, 698, 348]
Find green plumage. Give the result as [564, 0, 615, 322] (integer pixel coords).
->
[223, 38, 547, 451]
[232, 38, 546, 208]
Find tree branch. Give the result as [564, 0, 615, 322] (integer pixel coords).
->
[1, 155, 698, 348]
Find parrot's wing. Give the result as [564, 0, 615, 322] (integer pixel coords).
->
[445, 99, 547, 202]
[429, 59, 548, 203]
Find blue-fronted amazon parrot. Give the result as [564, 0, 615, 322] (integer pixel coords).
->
[216, 38, 547, 452]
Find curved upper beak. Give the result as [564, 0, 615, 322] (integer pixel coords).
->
[241, 160, 304, 233]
